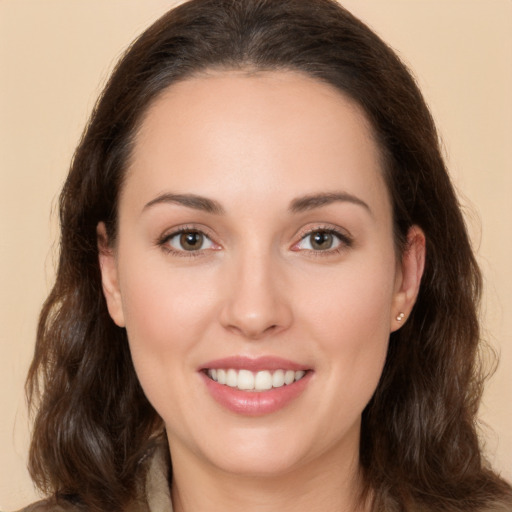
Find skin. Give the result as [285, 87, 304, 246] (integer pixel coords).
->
[98, 70, 425, 512]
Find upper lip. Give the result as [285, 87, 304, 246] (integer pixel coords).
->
[200, 356, 310, 372]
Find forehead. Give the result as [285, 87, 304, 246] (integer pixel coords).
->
[124, 70, 389, 216]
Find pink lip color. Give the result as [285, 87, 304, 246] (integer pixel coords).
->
[199, 356, 312, 416]
[201, 356, 309, 372]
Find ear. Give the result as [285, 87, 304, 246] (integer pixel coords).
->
[390, 225, 426, 332]
[97, 222, 125, 327]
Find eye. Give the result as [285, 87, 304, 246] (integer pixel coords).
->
[165, 230, 216, 252]
[294, 229, 351, 252]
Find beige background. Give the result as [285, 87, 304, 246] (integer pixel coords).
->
[1, 0, 511, 509]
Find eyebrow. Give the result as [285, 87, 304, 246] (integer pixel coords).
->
[289, 192, 372, 215]
[143, 191, 371, 216]
[143, 193, 225, 215]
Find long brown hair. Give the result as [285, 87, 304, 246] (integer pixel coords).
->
[26, 0, 512, 510]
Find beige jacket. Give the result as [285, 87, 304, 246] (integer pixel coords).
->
[14, 442, 173, 512]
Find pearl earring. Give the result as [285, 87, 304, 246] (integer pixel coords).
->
[396, 312, 405, 322]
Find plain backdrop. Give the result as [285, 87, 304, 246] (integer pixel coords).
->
[1, 0, 511, 509]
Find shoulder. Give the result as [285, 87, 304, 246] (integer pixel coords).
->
[470, 490, 512, 512]
[10, 494, 149, 512]
[484, 496, 512, 512]
[11, 497, 83, 512]
[484, 482, 512, 512]
[11, 436, 171, 512]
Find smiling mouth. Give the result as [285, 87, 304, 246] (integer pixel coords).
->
[205, 368, 308, 392]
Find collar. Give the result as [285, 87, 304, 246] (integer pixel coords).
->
[137, 437, 173, 512]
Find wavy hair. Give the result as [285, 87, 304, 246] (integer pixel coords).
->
[26, 0, 511, 510]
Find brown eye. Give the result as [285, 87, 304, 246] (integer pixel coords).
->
[310, 231, 334, 250]
[294, 228, 350, 253]
[180, 231, 204, 251]
[166, 230, 215, 252]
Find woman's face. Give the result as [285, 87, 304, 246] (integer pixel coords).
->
[99, 71, 423, 479]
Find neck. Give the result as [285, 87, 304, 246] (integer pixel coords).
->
[169, 438, 369, 512]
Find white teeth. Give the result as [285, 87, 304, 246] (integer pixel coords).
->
[237, 369, 254, 390]
[284, 370, 295, 385]
[254, 370, 273, 391]
[206, 368, 307, 391]
[272, 369, 285, 388]
[217, 369, 226, 384]
[226, 369, 238, 387]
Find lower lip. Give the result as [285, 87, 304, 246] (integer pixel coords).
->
[201, 371, 312, 416]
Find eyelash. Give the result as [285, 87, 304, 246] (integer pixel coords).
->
[157, 225, 217, 258]
[293, 225, 353, 257]
[157, 224, 353, 258]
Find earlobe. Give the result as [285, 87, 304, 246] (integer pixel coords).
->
[97, 222, 126, 328]
[391, 225, 426, 332]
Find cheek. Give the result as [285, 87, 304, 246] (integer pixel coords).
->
[117, 255, 219, 384]
[295, 254, 396, 398]
[298, 254, 396, 341]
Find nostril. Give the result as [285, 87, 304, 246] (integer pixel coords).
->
[218, 281, 293, 339]
[224, 322, 280, 340]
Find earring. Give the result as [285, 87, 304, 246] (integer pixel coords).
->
[396, 312, 405, 322]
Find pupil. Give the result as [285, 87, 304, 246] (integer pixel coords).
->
[180, 231, 202, 250]
[311, 231, 332, 250]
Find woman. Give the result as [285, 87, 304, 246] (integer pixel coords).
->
[17, 0, 512, 510]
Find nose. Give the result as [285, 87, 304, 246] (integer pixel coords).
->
[218, 250, 293, 340]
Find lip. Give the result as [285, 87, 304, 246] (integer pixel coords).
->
[199, 356, 312, 416]
[200, 356, 309, 372]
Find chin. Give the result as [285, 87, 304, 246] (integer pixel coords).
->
[208, 446, 308, 478]
[186, 419, 351, 479]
